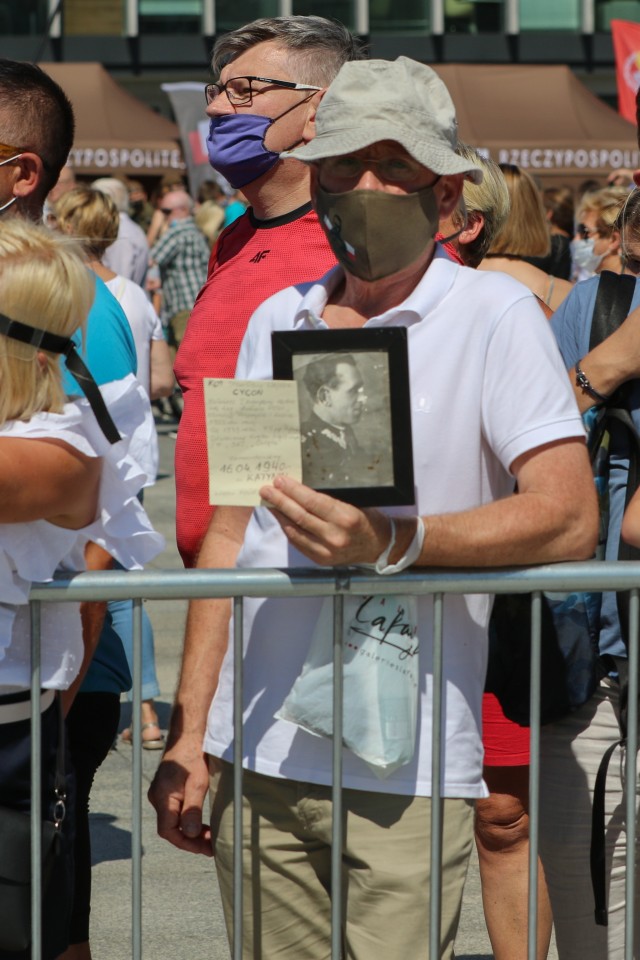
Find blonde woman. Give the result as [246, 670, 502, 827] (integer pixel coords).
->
[54, 185, 171, 743]
[0, 219, 161, 959]
[479, 163, 573, 311]
[572, 185, 628, 280]
[54, 187, 174, 420]
[543, 188, 640, 959]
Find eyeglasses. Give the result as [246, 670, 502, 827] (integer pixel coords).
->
[0, 141, 53, 173]
[576, 222, 600, 240]
[0, 142, 24, 168]
[0, 140, 23, 154]
[204, 75, 321, 106]
[317, 154, 428, 184]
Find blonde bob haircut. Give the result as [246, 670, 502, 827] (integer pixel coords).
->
[0, 219, 93, 426]
[577, 186, 629, 238]
[488, 163, 550, 258]
[452, 144, 510, 268]
[54, 186, 119, 260]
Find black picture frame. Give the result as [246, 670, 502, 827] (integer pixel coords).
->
[271, 327, 415, 507]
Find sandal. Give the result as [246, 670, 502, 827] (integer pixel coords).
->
[121, 722, 165, 751]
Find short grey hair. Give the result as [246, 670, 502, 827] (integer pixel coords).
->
[212, 16, 365, 88]
[455, 144, 510, 268]
[165, 189, 194, 213]
[91, 177, 129, 213]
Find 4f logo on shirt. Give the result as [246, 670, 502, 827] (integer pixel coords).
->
[249, 250, 270, 263]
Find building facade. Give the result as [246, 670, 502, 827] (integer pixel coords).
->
[2, 0, 637, 115]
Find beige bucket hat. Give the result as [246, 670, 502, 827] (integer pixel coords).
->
[283, 56, 483, 183]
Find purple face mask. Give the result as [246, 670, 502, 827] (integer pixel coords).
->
[206, 114, 280, 189]
[206, 94, 313, 189]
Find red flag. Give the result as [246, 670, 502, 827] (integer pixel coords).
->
[612, 19, 640, 123]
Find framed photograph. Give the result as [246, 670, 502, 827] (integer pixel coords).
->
[271, 327, 415, 507]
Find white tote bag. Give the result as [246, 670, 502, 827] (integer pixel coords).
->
[276, 594, 419, 777]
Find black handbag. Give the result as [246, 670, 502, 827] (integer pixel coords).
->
[0, 693, 67, 953]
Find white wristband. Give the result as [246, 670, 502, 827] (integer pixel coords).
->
[374, 517, 425, 575]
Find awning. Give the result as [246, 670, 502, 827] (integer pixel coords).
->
[433, 64, 639, 183]
[40, 62, 185, 176]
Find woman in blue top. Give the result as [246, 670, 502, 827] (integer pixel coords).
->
[542, 187, 640, 960]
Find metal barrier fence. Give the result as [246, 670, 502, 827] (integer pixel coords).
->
[22, 560, 640, 960]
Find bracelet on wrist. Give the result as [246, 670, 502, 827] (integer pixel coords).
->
[575, 360, 610, 404]
[374, 517, 426, 576]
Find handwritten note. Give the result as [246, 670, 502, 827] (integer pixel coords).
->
[204, 379, 303, 506]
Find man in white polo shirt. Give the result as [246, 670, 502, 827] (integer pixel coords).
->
[150, 57, 598, 959]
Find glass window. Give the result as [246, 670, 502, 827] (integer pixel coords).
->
[444, 1, 503, 34]
[139, 0, 202, 33]
[65, 0, 125, 36]
[0, 0, 47, 33]
[293, 0, 355, 31]
[370, 0, 430, 34]
[520, 0, 580, 29]
[596, 0, 640, 30]
[214, 0, 278, 33]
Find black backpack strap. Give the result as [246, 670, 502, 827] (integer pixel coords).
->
[587, 272, 640, 675]
[586, 273, 640, 928]
[590, 737, 623, 926]
[589, 271, 637, 349]
[613, 405, 640, 683]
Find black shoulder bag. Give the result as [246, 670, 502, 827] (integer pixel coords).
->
[0, 693, 67, 952]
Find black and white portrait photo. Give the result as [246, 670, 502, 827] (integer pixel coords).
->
[272, 328, 415, 507]
[292, 351, 394, 490]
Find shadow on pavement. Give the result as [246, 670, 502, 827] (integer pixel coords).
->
[90, 814, 132, 864]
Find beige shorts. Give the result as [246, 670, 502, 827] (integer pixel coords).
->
[209, 759, 474, 960]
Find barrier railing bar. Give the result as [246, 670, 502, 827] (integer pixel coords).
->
[30, 599, 43, 960]
[131, 598, 143, 960]
[331, 593, 345, 960]
[233, 596, 244, 960]
[233, 597, 244, 960]
[30, 561, 640, 603]
[429, 592, 444, 959]
[625, 588, 639, 960]
[528, 592, 542, 960]
[23, 562, 640, 958]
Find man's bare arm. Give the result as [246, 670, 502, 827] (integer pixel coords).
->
[259, 438, 598, 569]
[148, 505, 251, 855]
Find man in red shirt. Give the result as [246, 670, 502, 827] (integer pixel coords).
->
[174, 16, 362, 566]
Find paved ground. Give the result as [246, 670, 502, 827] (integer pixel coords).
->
[86, 424, 555, 959]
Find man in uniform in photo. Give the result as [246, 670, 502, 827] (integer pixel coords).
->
[299, 353, 367, 486]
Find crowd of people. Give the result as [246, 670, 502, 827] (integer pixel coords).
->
[2, 14, 640, 960]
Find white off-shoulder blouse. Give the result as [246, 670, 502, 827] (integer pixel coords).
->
[0, 375, 165, 690]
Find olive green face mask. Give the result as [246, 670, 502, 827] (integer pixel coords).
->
[314, 182, 441, 282]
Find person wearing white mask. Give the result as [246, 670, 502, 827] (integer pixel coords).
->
[571, 186, 628, 281]
[0, 62, 73, 220]
[545, 186, 640, 959]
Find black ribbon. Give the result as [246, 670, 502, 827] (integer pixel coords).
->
[0, 312, 121, 444]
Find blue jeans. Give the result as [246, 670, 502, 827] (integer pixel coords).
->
[108, 599, 160, 702]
